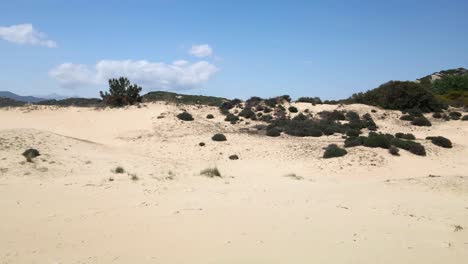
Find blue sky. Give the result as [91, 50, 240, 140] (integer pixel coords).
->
[1, 0, 467, 100]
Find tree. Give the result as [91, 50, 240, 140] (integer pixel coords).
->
[100, 77, 142, 107]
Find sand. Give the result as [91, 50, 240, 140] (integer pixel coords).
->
[0, 102, 467, 263]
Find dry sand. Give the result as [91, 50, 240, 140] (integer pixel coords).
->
[0, 103, 467, 263]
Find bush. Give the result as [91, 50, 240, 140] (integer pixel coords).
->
[224, 113, 239, 123]
[362, 133, 392, 149]
[449, 111, 462, 120]
[199, 142, 205, 146]
[22, 149, 40, 162]
[390, 138, 426, 156]
[100, 77, 142, 107]
[114, 166, 125, 174]
[263, 106, 273, 113]
[238, 108, 256, 120]
[206, 114, 214, 119]
[288, 106, 298, 113]
[346, 129, 360, 137]
[200, 167, 221, 178]
[212, 134, 227, 141]
[349, 81, 444, 112]
[177, 112, 194, 121]
[389, 146, 400, 156]
[426, 136, 452, 148]
[462, 115, 468, 121]
[229, 155, 239, 160]
[395, 133, 416, 140]
[296, 97, 322, 105]
[319, 110, 346, 121]
[344, 136, 364, 147]
[266, 127, 281, 137]
[345, 111, 360, 121]
[411, 116, 432, 126]
[400, 114, 415, 121]
[323, 144, 348, 159]
[432, 112, 442, 118]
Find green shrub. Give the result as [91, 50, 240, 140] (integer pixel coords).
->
[239, 108, 256, 119]
[100, 77, 142, 107]
[349, 81, 444, 112]
[411, 116, 431, 126]
[389, 146, 400, 156]
[449, 111, 462, 120]
[426, 136, 452, 148]
[22, 149, 40, 162]
[344, 136, 364, 147]
[319, 110, 346, 121]
[199, 142, 205, 146]
[206, 114, 214, 119]
[323, 144, 348, 159]
[288, 106, 298, 113]
[432, 112, 442, 118]
[229, 155, 239, 160]
[224, 113, 239, 123]
[362, 133, 392, 149]
[212, 134, 227, 141]
[400, 114, 415, 121]
[114, 166, 125, 174]
[263, 106, 273, 113]
[462, 115, 468, 121]
[390, 138, 426, 156]
[395, 133, 416, 140]
[346, 129, 360, 137]
[345, 111, 360, 121]
[200, 167, 221, 178]
[266, 127, 281, 137]
[177, 112, 194, 121]
[296, 97, 322, 105]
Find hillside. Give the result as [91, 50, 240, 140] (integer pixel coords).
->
[0, 91, 46, 103]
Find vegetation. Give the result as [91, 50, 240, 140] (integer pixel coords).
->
[238, 108, 256, 120]
[22, 149, 40, 162]
[344, 132, 426, 156]
[323, 144, 348, 159]
[100, 77, 142, 107]
[114, 166, 125, 174]
[288, 106, 298, 113]
[426, 136, 452, 148]
[462, 115, 468, 121]
[224, 113, 239, 123]
[212, 134, 227, 141]
[266, 127, 281, 137]
[349, 81, 444, 112]
[395, 133, 416, 140]
[389, 146, 400, 156]
[229, 155, 239, 160]
[206, 114, 214, 119]
[411, 116, 432, 126]
[200, 167, 221, 178]
[143, 91, 226, 106]
[449, 111, 462, 120]
[0, 97, 26, 107]
[296, 97, 322, 105]
[177, 112, 194, 121]
[36, 98, 102, 107]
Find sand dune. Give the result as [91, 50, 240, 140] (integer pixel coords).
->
[0, 103, 467, 263]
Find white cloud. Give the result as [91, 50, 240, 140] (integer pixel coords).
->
[0, 23, 57, 48]
[189, 44, 213, 58]
[49, 59, 219, 90]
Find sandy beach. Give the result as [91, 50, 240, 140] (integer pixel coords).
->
[0, 102, 467, 263]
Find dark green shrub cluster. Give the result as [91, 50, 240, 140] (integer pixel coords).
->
[362, 113, 378, 130]
[426, 136, 452, 148]
[100, 77, 142, 107]
[143, 91, 226, 106]
[462, 115, 468, 121]
[346, 129, 360, 137]
[395, 133, 416, 140]
[36, 98, 102, 107]
[212, 134, 227, 141]
[400, 114, 415, 121]
[411, 116, 432, 126]
[323, 144, 347, 159]
[22, 148, 40, 162]
[449, 111, 462, 120]
[219, 98, 242, 114]
[177, 112, 194, 121]
[238, 108, 256, 120]
[349, 81, 444, 112]
[224, 113, 239, 124]
[206, 114, 214, 119]
[266, 127, 281, 137]
[296, 97, 322, 105]
[432, 112, 442, 118]
[245, 96, 263, 108]
[389, 146, 400, 156]
[344, 132, 426, 156]
[288, 106, 298, 113]
[319, 110, 346, 121]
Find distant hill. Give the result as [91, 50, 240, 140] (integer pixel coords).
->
[0, 91, 46, 103]
[417, 68, 468, 84]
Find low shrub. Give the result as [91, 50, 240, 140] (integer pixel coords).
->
[22, 148, 40, 162]
[266, 127, 281, 137]
[400, 114, 415, 121]
[206, 114, 214, 119]
[199, 142, 205, 146]
[177, 112, 194, 121]
[344, 136, 365, 147]
[449, 111, 462, 120]
[462, 115, 468, 121]
[411, 116, 432, 126]
[238, 108, 256, 120]
[296, 97, 322, 105]
[346, 129, 360, 137]
[229, 155, 239, 160]
[200, 167, 221, 178]
[426, 136, 452, 148]
[432, 112, 442, 119]
[323, 144, 348, 159]
[389, 145, 400, 156]
[224, 113, 239, 123]
[288, 106, 298, 113]
[319, 110, 346, 121]
[362, 133, 392, 149]
[390, 138, 426, 156]
[114, 166, 125, 174]
[395, 133, 416, 140]
[212, 134, 227, 141]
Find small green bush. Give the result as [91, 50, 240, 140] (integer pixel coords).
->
[389, 146, 400, 156]
[288, 106, 298, 113]
[323, 144, 348, 159]
[212, 134, 227, 141]
[206, 114, 214, 119]
[411, 116, 432, 126]
[390, 138, 426, 156]
[346, 129, 360, 137]
[114, 166, 125, 174]
[229, 155, 239, 160]
[432, 112, 442, 119]
[200, 167, 221, 178]
[449, 111, 462, 120]
[177, 112, 194, 121]
[362, 133, 392, 149]
[426, 136, 452, 148]
[395, 133, 416, 140]
[400, 114, 415, 121]
[224, 113, 239, 123]
[266, 127, 281, 137]
[239, 108, 256, 119]
[22, 148, 40, 162]
[344, 136, 364, 147]
[462, 115, 468, 121]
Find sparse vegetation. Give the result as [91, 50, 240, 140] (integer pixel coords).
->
[449, 111, 462, 120]
[238, 108, 256, 120]
[206, 114, 214, 119]
[177, 111, 194, 121]
[212, 134, 227, 141]
[323, 144, 348, 159]
[114, 166, 125, 174]
[224, 113, 239, 123]
[200, 167, 221, 178]
[462, 115, 468, 121]
[22, 149, 40, 162]
[229, 155, 239, 160]
[389, 146, 400, 156]
[143, 91, 226, 106]
[395, 133, 416, 140]
[266, 127, 281, 137]
[129, 173, 139, 181]
[288, 106, 298, 113]
[411, 116, 432, 126]
[426, 136, 452, 148]
[199, 142, 205, 146]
